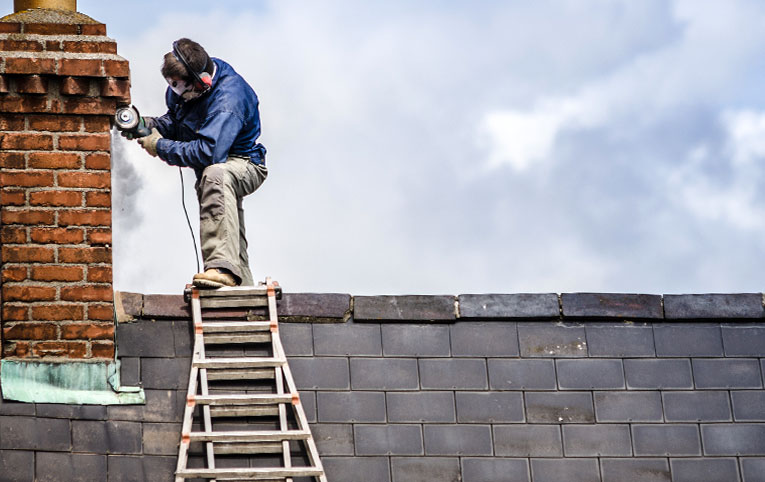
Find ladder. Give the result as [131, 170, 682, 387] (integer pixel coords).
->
[175, 278, 326, 481]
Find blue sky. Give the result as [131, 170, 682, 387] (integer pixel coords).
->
[72, 0, 765, 295]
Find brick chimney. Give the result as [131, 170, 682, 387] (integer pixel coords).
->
[0, 4, 129, 361]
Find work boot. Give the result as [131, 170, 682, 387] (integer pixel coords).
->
[192, 268, 237, 289]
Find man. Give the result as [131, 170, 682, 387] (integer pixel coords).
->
[129, 38, 267, 288]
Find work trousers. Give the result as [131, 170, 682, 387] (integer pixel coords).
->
[195, 156, 267, 286]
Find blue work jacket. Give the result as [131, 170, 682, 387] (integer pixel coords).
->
[154, 58, 266, 178]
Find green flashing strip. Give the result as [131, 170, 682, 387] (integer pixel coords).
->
[0, 360, 145, 405]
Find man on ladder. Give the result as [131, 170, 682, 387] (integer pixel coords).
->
[124, 38, 268, 289]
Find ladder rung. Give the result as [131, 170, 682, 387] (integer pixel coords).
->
[201, 297, 268, 309]
[213, 442, 283, 454]
[205, 333, 271, 344]
[207, 369, 275, 381]
[202, 321, 271, 333]
[188, 430, 310, 443]
[194, 358, 286, 369]
[194, 394, 293, 405]
[210, 406, 279, 417]
[176, 467, 323, 480]
[198, 286, 270, 298]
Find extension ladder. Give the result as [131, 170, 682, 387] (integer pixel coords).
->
[175, 278, 326, 481]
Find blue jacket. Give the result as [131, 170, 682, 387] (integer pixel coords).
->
[154, 58, 266, 178]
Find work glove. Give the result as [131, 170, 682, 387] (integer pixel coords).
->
[137, 128, 162, 157]
[120, 116, 156, 140]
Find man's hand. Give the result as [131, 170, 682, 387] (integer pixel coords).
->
[120, 117, 156, 140]
[137, 128, 162, 157]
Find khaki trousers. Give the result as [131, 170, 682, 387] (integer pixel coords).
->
[195, 156, 267, 286]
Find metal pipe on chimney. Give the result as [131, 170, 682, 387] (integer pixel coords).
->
[14, 0, 76, 12]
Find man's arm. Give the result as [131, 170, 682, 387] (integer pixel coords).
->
[155, 111, 244, 169]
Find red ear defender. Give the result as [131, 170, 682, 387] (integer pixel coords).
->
[199, 72, 212, 88]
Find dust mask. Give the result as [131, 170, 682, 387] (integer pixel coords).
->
[166, 78, 192, 97]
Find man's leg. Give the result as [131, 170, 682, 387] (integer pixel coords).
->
[236, 162, 268, 286]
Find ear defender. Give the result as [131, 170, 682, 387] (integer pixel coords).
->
[199, 72, 213, 88]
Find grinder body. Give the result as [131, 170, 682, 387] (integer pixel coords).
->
[114, 105, 152, 138]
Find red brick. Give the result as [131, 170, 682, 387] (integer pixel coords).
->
[28, 152, 81, 169]
[101, 78, 130, 98]
[2, 246, 55, 263]
[3, 285, 57, 302]
[0, 75, 7, 94]
[88, 304, 114, 321]
[3, 323, 57, 340]
[0, 95, 49, 113]
[83, 117, 110, 133]
[103, 59, 129, 78]
[3, 305, 29, 322]
[61, 285, 113, 302]
[59, 76, 91, 95]
[1, 226, 27, 244]
[86, 229, 111, 245]
[81, 24, 107, 36]
[59, 58, 103, 77]
[62, 97, 116, 115]
[87, 266, 112, 283]
[85, 191, 111, 207]
[58, 171, 110, 189]
[24, 23, 78, 35]
[30, 227, 84, 244]
[30, 190, 83, 207]
[15, 75, 48, 94]
[31, 265, 84, 282]
[0, 171, 54, 187]
[58, 133, 110, 151]
[0, 132, 53, 150]
[63, 40, 117, 54]
[0, 114, 25, 131]
[90, 342, 114, 359]
[58, 209, 111, 227]
[0, 22, 21, 33]
[0, 152, 25, 168]
[28, 114, 82, 132]
[1, 189, 26, 206]
[45, 39, 62, 52]
[1, 209, 55, 225]
[32, 341, 87, 358]
[0, 38, 43, 51]
[84, 153, 110, 169]
[4, 341, 31, 358]
[59, 246, 111, 264]
[4, 57, 57, 74]
[32, 304, 84, 321]
[61, 323, 114, 340]
[2, 266, 28, 282]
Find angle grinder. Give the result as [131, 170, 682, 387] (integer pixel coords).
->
[114, 105, 152, 138]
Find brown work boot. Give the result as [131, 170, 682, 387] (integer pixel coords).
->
[192, 268, 237, 289]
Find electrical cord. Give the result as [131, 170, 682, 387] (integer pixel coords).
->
[179, 167, 201, 273]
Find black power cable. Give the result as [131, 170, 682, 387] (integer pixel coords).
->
[179, 167, 201, 273]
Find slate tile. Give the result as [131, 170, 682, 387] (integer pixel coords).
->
[462, 458, 531, 482]
[488, 359, 557, 390]
[562, 424, 632, 456]
[556, 359, 625, 390]
[354, 424, 423, 455]
[35, 404, 106, 420]
[107, 389, 180, 423]
[382, 324, 450, 357]
[732, 391, 765, 421]
[0, 396, 35, 416]
[701, 424, 765, 455]
[561, 292, 663, 319]
[632, 425, 702, 456]
[594, 391, 663, 422]
[142, 294, 189, 318]
[141, 357, 190, 390]
[0, 449, 34, 481]
[300, 391, 316, 423]
[423, 424, 492, 455]
[391, 457, 460, 482]
[0, 416, 70, 451]
[278, 293, 351, 320]
[456, 391, 524, 423]
[310, 423, 354, 455]
[350, 358, 418, 390]
[670, 458, 741, 482]
[106, 455, 176, 482]
[585, 323, 655, 357]
[387, 391, 455, 423]
[36, 452, 107, 482]
[663, 391, 731, 422]
[355, 295, 456, 322]
[654, 324, 723, 357]
[143, 423, 181, 456]
[72, 420, 142, 454]
[600, 458, 670, 482]
[693, 359, 763, 389]
[518, 322, 587, 357]
[279, 322, 314, 355]
[457, 293, 559, 319]
[450, 321, 519, 357]
[664, 293, 763, 319]
[419, 358, 487, 390]
[314, 323, 381, 356]
[741, 458, 765, 482]
[624, 359, 693, 389]
[289, 357, 350, 390]
[317, 391, 386, 422]
[493, 425, 562, 457]
[525, 392, 595, 423]
[116, 320, 175, 357]
[323, 456, 391, 482]
[530, 458, 601, 482]
[119, 357, 141, 387]
[171, 319, 193, 357]
[722, 324, 765, 356]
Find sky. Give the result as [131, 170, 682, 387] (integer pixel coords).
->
[73, 0, 765, 295]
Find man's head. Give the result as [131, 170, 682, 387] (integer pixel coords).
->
[162, 38, 214, 99]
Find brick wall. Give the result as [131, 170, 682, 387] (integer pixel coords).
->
[0, 10, 129, 360]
